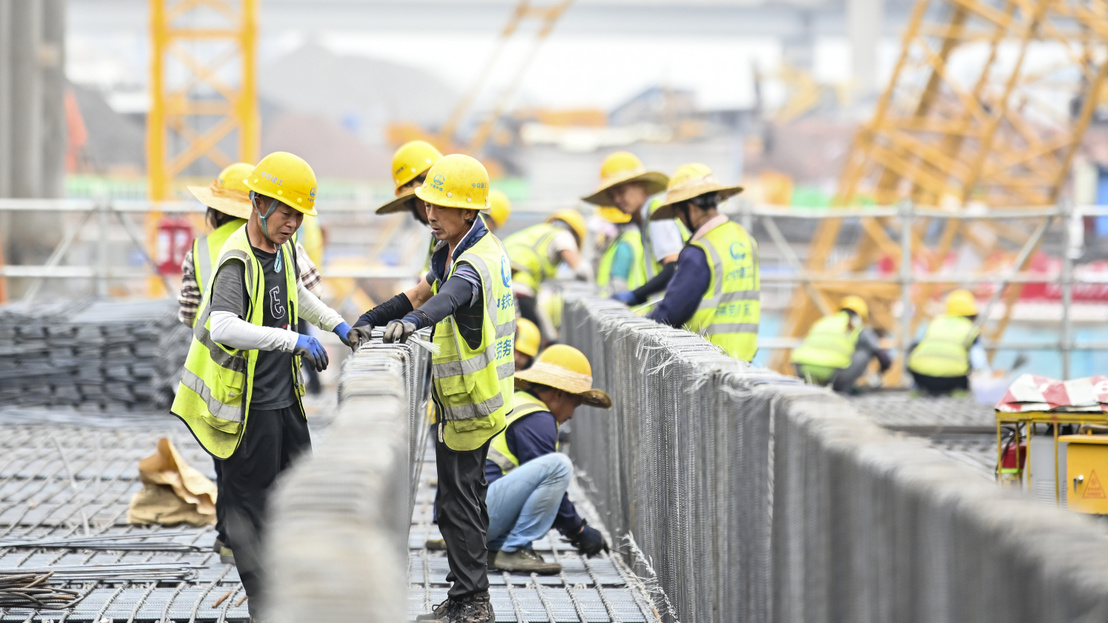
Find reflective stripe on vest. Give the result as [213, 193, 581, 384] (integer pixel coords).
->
[504, 223, 561, 291]
[789, 311, 862, 370]
[487, 391, 551, 474]
[430, 232, 516, 424]
[596, 227, 646, 291]
[686, 220, 760, 361]
[171, 228, 300, 459]
[907, 315, 978, 377]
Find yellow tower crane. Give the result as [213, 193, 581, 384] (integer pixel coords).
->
[774, 0, 1108, 375]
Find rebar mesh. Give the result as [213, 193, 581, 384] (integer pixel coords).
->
[559, 285, 1108, 623]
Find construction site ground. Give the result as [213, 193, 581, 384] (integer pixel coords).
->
[0, 387, 1001, 622]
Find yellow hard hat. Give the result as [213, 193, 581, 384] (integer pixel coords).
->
[840, 295, 869, 323]
[415, 154, 490, 210]
[186, 162, 254, 220]
[391, 140, 442, 190]
[547, 209, 587, 245]
[595, 206, 631, 224]
[650, 163, 743, 221]
[946, 289, 978, 316]
[244, 151, 318, 216]
[515, 344, 612, 408]
[515, 317, 541, 357]
[581, 151, 669, 206]
[485, 189, 512, 229]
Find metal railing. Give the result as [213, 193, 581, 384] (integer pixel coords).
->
[266, 333, 431, 623]
[559, 286, 1108, 623]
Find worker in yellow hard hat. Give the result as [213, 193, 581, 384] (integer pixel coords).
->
[790, 295, 891, 393]
[514, 317, 541, 371]
[172, 152, 356, 620]
[485, 345, 611, 575]
[347, 154, 512, 623]
[906, 289, 986, 396]
[503, 208, 589, 337]
[582, 152, 685, 295]
[637, 163, 760, 361]
[375, 140, 443, 270]
[483, 188, 512, 232]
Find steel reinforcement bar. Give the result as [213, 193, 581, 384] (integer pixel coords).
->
[558, 285, 1108, 623]
[265, 333, 431, 623]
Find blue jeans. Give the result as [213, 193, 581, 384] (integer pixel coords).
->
[486, 453, 573, 553]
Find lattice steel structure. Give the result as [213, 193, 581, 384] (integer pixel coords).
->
[147, 0, 258, 201]
[775, 0, 1108, 373]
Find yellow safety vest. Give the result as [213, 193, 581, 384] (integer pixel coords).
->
[430, 231, 515, 451]
[172, 227, 302, 459]
[907, 315, 978, 377]
[504, 223, 562, 292]
[487, 391, 552, 474]
[790, 311, 862, 370]
[641, 197, 689, 280]
[596, 227, 646, 291]
[686, 220, 760, 361]
[190, 219, 246, 327]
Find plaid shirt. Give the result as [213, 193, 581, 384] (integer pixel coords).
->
[177, 241, 322, 327]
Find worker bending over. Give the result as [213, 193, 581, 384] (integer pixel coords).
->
[172, 152, 355, 621]
[582, 152, 684, 295]
[514, 318, 540, 371]
[349, 155, 513, 623]
[635, 164, 760, 362]
[375, 140, 443, 270]
[791, 296, 891, 393]
[907, 289, 986, 396]
[503, 209, 589, 335]
[484, 345, 610, 574]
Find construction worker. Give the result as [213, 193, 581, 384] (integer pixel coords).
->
[484, 188, 512, 233]
[581, 152, 682, 295]
[638, 164, 760, 361]
[485, 345, 610, 574]
[348, 154, 513, 623]
[514, 317, 540, 371]
[790, 295, 891, 393]
[375, 140, 443, 269]
[503, 209, 589, 334]
[171, 152, 356, 621]
[907, 289, 986, 396]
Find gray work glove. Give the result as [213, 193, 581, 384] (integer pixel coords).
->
[346, 325, 374, 350]
[382, 320, 417, 344]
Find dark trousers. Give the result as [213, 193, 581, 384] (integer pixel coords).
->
[435, 432, 492, 599]
[212, 458, 226, 545]
[910, 371, 970, 395]
[298, 319, 321, 394]
[219, 403, 312, 615]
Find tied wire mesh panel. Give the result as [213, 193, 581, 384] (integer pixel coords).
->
[559, 285, 1108, 623]
[267, 331, 431, 623]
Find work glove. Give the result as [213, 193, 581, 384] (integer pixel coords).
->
[610, 290, 639, 306]
[347, 325, 374, 350]
[383, 319, 418, 344]
[569, 522, 609, 558]
[294, 334, 329, 372]
[333, 322, 355, 350]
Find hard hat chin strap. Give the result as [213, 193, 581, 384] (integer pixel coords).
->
[250, 191, 283, 272]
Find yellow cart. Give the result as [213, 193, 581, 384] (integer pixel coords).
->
[996, 409, 1108, 508]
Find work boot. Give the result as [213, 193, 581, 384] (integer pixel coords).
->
[414, 598, 453, 622]
[444, 591, 493, 623]
[212, 537, 224, 554]
[219, 546, 235, 565]
[490, 548, 561, 575]
[424, 538, 447, 551]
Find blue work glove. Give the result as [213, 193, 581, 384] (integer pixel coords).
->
[568, 521, 609, 557]
[294, 334, 329, 372]
[382, 319, 418, 344]
[333, 322, 355, 350]
[610, 290, 639, 305]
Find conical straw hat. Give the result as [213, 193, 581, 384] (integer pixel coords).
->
[650, 162, 743, 221]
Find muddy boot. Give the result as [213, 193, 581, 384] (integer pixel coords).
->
[490, 548, 561, 575]
[414, 598, 453, 622]
[444, 591, 493, 623]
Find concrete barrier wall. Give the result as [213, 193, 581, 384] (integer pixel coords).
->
[559, 286, 1108, 623]
[267, 337, 431, 623]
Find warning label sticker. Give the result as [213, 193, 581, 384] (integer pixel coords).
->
[1084, 470, 1106, 499]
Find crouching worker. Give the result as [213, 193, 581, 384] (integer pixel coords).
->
[171, 152, 355, 621]
[907, 289, 985, 396]
[485, 345, 611, 574]
[790, 295, 890, 393]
